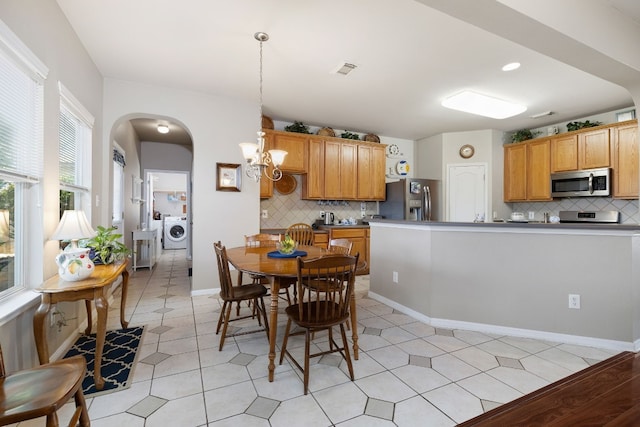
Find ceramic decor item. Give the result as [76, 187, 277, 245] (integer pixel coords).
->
[55, 247, 94, 281]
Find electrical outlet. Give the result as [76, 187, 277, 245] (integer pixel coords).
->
[261, 209, 268, 219]
[361, 211, 366, 218]
[528, 211, 535, 220]
[568, 294, 581, 309]
[392, 271, 399, 283]
[320, 211, 325, 219]
[50, 309, 56, 327]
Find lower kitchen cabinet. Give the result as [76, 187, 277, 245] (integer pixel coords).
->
[313, 231, 328, 248]
[324, 227, 369, 275]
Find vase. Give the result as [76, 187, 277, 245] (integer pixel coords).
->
[55, 247, 94, 281]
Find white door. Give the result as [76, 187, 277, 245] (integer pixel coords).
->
[447, 164, 487, 222]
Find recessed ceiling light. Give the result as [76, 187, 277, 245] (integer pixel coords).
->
[441, 90, 527, 119]
[502, 62, 521, 71]
[157, 124, 169, 134]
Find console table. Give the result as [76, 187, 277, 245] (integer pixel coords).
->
[33, 260, 129, 390]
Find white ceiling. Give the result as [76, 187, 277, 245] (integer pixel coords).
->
[56, 0, 640, 143]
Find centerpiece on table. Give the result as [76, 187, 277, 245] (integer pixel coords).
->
[276, 234, 297, 255]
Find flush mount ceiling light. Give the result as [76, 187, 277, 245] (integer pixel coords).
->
[502, 62, 521, 71]
[441, 90, 527, 119]
[157, 124, 169, 134]
[333, 62, 357, 76]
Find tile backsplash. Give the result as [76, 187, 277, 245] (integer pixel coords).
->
[260, 175, 374, 228]
[509, 198, 639, 224]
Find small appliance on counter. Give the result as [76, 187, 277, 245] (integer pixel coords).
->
[379, 178, 440, 221]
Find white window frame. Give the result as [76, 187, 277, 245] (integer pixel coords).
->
[58, 82, 93, 216]
[0, 18, 47, 310]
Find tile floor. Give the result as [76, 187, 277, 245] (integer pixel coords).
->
[13, 249, 619, 426]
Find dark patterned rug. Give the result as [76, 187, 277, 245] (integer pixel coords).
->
[64, 326, 144, 397]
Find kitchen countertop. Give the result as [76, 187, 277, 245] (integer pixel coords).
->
[367, 219, 640, 231]
[261, 228, 329, 235]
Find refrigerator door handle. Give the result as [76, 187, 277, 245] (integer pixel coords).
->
[424, 185, 432, 221]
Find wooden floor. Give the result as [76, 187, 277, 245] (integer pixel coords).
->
[458, 351, 640, 426]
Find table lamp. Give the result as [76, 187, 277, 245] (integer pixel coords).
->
[51, 210, 96, 281]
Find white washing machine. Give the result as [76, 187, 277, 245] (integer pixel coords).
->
[164, 216, 187, 249]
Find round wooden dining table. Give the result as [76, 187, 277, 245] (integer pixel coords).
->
[225, 245, 360, 382]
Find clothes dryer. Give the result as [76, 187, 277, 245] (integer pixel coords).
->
[163, 216, 187, 249]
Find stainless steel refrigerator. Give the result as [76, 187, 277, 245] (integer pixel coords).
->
[378, 178, 440, 221]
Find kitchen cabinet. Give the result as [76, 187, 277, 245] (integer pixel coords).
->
[579, 127, 610, 169]
[324, 227, 369, 274]
[611, 120, 639, 199]
[504, 142, 527, 201]
[313, 231, 328, 248]
[551, 134, 578, 172]
[504, 139, 551, 202]
[325, 140, 357, 199]
[357, 144, 386, 200]
[550, 126, 610, 172]
[303, 138, 385, 201]
[265, 130, 307, 173]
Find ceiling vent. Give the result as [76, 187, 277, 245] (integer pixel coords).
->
[333, 62, 357, 76]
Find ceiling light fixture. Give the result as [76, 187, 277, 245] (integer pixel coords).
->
[502, 62, 521, 71]
[157, 124, 169, 134]
[239, 32, 287, 182]
[441, 90, 527, 119]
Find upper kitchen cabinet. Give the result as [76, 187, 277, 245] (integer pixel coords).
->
[324, 140, 357, 199]
[579, 127, 610, 170]
[551, 134, 578, 172]
[550, 125, 611, 172]
[302, 137, 386, 201]
[504, 139, 551, 202]
[611, 120, 639, 199]
[265, 130, 307, 173]
[357, 144, 386, 200]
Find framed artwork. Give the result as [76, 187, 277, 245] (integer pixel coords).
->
[216, 163, 241, 192]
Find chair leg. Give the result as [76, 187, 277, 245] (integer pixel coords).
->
[45, 413, 59, 427]
[219, 302, 233, 351]
[304, 329, 311, 395]
[340, 323, 354, 381]
[74, 387, 90, 427]
[258, 296, 269, 338]
[279, 318, 293, 365]
[216, 301, 228, 334]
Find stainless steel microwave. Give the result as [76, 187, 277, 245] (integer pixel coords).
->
[551, 168, 611, 197]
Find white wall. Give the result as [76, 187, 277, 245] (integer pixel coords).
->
[102, 79, 261, 292]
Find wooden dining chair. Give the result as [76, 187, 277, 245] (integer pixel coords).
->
[328, 238, 353, 255]
[0, 344, 90, 427]
[214, 241, 269, 351]
[279, 253, 359, 394]
[238, 233, 293, 305]
[285, 223, 315, 246]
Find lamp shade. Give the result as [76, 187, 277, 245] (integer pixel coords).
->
[239, 142, 259, 160]
[269, 149, 287, 167]
[51, 210, 96, 242]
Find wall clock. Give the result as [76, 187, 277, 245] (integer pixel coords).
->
[387, 144, 400, 156]
[459, 144, 475, 159]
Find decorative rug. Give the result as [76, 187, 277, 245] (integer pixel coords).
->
[64, 326, 144, 397]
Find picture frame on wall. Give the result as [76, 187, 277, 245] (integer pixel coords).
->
[216, 163, 241, 192]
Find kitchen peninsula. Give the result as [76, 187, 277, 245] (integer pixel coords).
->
[368, 220, 640, 351]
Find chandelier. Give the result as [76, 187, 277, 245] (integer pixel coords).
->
[239, 32, 287, 182]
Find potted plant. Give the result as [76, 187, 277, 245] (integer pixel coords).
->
[566, 120, 602, 131]
[511, 129, 542, 143]
[82, 225, 130, 265]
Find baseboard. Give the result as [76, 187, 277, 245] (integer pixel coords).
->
[367, 291, 635, 353]
[191, 287, 219, 297]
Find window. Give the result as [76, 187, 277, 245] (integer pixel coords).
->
[0, 18, 48, 297]
[59, 83, 93, 216]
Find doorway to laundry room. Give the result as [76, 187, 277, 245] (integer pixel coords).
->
[145, 170, 191, 260]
